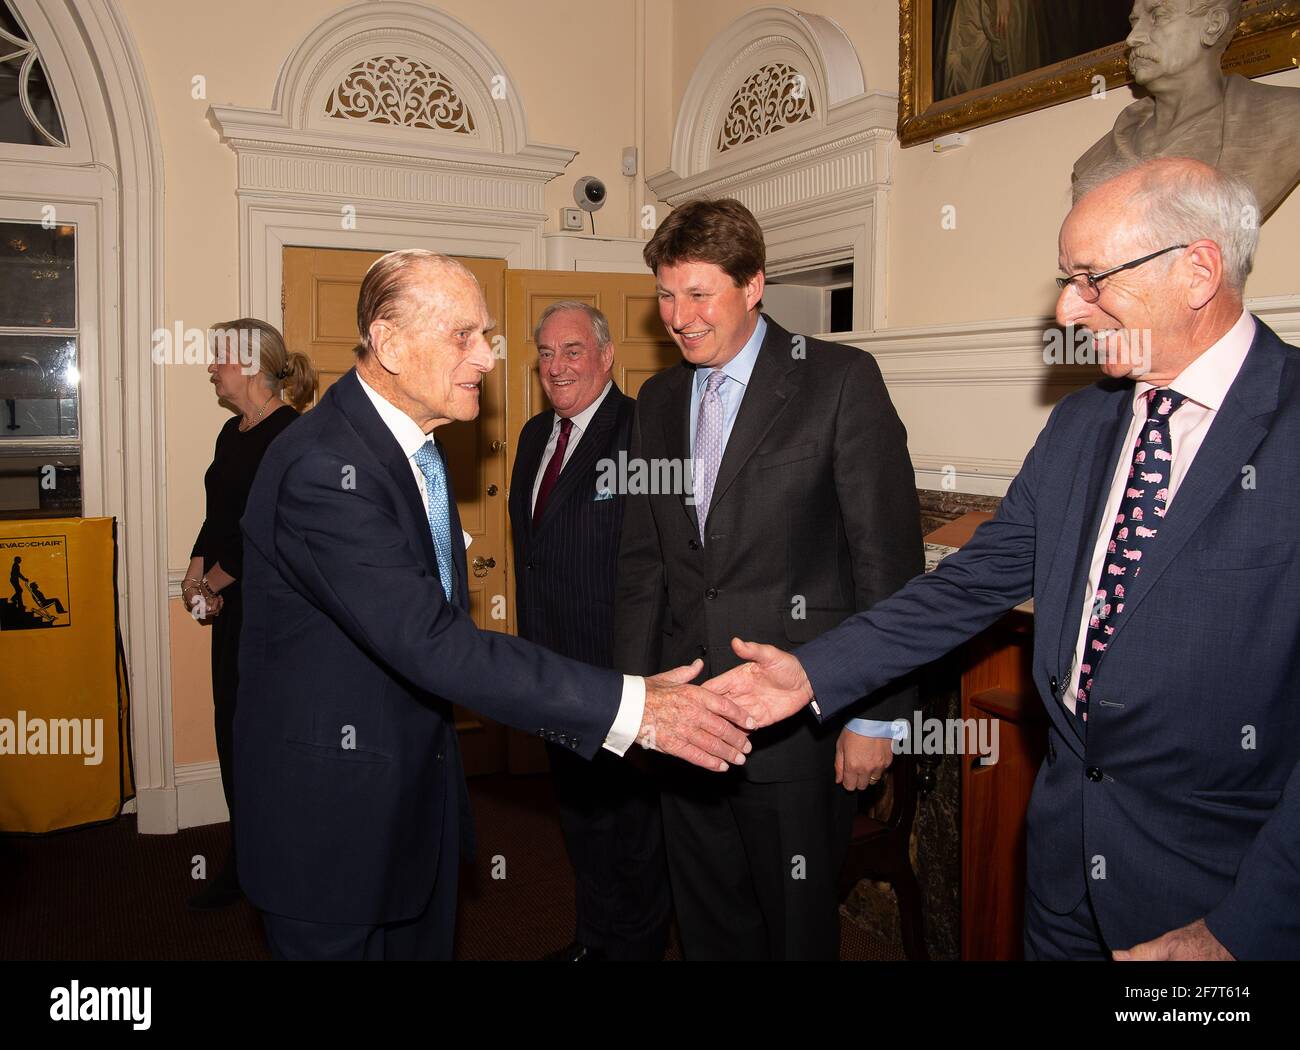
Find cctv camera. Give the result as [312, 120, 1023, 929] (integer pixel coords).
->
[574, 176, 607, 213]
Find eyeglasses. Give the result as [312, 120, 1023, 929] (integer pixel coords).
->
[1056, 245, 1189, 303]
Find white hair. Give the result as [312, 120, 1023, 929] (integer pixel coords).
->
[533, 300, 612, 348]
[1073, 157, 1259, 294]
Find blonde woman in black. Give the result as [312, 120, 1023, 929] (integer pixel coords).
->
[185, 318, 316, 910]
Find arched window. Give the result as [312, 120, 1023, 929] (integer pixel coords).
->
[0, 0, 65, 146]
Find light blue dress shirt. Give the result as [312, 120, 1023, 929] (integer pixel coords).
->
[685, 316, 894, 740]
[688, 316, 767, 457]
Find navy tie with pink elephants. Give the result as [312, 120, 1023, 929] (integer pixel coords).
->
[1075, 388, 1188, 727]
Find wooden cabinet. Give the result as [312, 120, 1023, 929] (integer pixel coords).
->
[926, 514, 1048, 960]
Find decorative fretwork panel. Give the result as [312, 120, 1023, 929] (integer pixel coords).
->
[0, 0, 67, 146]
[716, 62, 814, 154]
[325, 55, 476, 134]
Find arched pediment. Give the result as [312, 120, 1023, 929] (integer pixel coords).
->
[208, 1, 574, 180]
[669, 6, 868, 179]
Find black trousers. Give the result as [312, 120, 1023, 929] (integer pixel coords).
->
[210, 585, 241, 881]
[660, 764, 857, 960]
[547, 743, 671, 960]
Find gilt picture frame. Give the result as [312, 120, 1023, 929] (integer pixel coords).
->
[899, 0, 1300, 146]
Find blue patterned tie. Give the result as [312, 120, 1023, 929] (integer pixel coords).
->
[693, 370, 727, 543]
[1075, 388, 1187, 726]
[413, 440, 455, 603]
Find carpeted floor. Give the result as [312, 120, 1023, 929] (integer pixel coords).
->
[0, 774, 900, 961]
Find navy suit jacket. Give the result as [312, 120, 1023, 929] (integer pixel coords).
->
[798, 318, 1300, 958]
[508, 384, 634, 666]
[234, 368, 623, 925]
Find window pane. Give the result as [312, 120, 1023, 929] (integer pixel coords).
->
[0, 452, 79, 519]
[0, 1, 66, 146]
[0, 335, 78, 438]
[0, 221, 75, 327]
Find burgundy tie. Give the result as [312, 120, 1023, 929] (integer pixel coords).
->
[532, 417, 573, 528]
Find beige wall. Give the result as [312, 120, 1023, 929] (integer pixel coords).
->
[120, 0, 665, 571]
[117, 0, 1300, 769]
[118, 0, 674, 767]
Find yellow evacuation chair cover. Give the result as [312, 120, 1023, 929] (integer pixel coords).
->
[0, 517, 134, 833]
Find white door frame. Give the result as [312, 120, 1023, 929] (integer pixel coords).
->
[1, 0, 170, 830]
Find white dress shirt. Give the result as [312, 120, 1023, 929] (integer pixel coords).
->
[355, 372, 645, 754]
[530, 380, 613, 513]
[1063, 311, 1256, 712]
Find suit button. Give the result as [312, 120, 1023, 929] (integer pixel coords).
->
[705, 588, 717, 600]
[699, 645, 707, 656]
[1086, 766, 1102, 782]
[527, 561, 535, 571]
[689, 539, 700, 551]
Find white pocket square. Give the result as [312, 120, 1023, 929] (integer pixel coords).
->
[462, 529, 472, 550]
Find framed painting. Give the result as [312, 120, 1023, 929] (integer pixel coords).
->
[899, 0, 1300, 146]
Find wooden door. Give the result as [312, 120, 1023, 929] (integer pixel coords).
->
[501, 270, 680, 770]
[283, 247, 511, 775]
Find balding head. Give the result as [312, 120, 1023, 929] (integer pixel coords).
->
[355, 249, 495, 432]
[356, 249, 477, 358]
[1071, 157, 1258, 293]
[1058, 158, 1255, 384]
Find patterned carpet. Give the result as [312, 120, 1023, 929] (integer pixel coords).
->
[0, 774, 899, 961]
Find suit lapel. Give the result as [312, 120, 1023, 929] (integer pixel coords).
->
[1047, 389, 1133, 684]
[515, 410, 553, 541]
[1099, 325, 1280, 656]
[660, 365, 699, 534]
[333, 369, 439, 575]
[535, 385, 623, 534]
[441, 440, 471, 612]
[706, 318, 801, 516]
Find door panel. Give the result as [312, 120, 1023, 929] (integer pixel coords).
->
[283, 247, 510, 775]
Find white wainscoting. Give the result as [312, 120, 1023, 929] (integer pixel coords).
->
[841, 295, 1300, 497]
[175, 761, 229, 830]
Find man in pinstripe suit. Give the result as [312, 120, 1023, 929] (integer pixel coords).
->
[509, 302, 672, 961]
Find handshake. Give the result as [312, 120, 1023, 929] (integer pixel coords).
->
[635, 637, 816, 771]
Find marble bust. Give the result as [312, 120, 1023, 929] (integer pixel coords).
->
[1074, 0, 1300, 219]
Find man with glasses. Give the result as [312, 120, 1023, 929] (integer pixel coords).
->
[707, 157, 1300, 960]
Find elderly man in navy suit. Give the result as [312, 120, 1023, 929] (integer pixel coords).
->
[710, 157, 1300, 961]
[235, 250, 753, 961]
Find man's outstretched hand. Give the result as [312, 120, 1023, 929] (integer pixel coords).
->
[638, 659, 755, 772]
[702, 638, 815, 728]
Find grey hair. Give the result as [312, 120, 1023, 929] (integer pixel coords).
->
[356, 249, 472, 357]
[533, 300, 612, 349]
[1073, 156, 1259, 294]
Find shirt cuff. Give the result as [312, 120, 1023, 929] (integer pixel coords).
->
[601, 675, 646, 757]
[845, 717, 910, 741]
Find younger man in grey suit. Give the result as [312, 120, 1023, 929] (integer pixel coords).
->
[615, 199, 923, 959]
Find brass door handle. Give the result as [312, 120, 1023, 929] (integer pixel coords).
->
[490, 440, 506, 453]
[472, 555, 496, 578]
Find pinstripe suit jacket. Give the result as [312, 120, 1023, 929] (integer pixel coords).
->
[509, 385, 635, 667]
